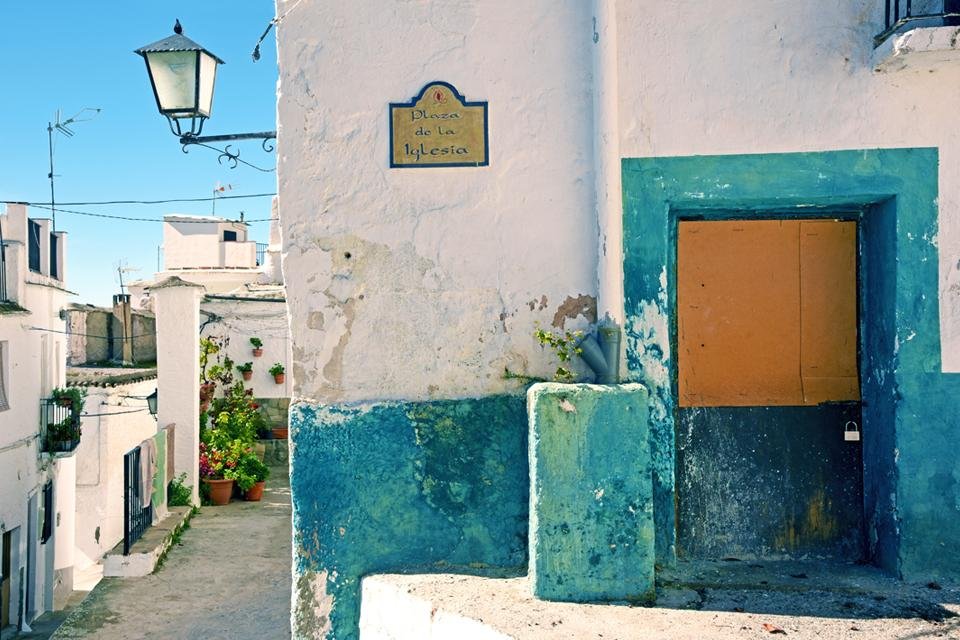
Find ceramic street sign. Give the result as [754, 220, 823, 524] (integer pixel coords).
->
[389, 81, 488, 168]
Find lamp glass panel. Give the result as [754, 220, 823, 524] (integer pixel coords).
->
[146, 50, 198, 116]
[197, 51, 218, 117]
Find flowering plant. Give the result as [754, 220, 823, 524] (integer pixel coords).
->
[199, 440, 249, 480]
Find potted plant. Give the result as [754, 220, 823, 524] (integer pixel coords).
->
[250, 337, 264, 357]
[199, 441, 238, 505]
[230, 455, 270, 502]
[269, 363, 285, 384]
[237, 361, 254, 381]
[46, 416, 81, 452]
[51, 386, 86, 412]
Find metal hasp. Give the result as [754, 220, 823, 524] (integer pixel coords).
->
[578, 317, 622, 384]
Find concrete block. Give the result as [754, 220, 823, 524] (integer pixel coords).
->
[528, 382, 654, 603]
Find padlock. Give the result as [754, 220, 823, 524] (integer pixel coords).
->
[844, 421, 860, 442]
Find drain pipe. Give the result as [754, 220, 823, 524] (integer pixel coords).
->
[591, 0, 624, 382]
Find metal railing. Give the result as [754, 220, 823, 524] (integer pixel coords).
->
[255, 242, 268, 266]
[123, 444, 154, 555]
[40, 399, 81, 454]
[876, 0, 960, 45]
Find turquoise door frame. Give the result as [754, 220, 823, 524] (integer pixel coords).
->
[622, 148, 960, 579]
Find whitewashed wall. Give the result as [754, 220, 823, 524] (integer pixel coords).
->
[200, 297, 291, 398]
[616, 0, 960, 371]
[277, 0, 599, 404]
[74, 380, 160, 569]
[0, 203, 70, 622]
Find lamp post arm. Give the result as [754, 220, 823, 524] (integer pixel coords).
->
[179, 131, 276, 145]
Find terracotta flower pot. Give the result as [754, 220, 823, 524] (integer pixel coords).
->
[242, 370, 253, 381]
[244, 481, 266, 502]
[252, 348, 264, 357]
[204, 478, 234, 506]
[273, 373, 285, 384]
[272, 427, 288, 440]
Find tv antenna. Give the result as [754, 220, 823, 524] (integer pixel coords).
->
[116, 262, 141, 295]
[48, 107, 101, 231]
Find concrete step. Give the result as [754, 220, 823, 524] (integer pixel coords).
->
[102, 507, 193, 578]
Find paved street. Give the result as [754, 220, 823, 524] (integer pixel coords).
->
[52, 472, 292, 640]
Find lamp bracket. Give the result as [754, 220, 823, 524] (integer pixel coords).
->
[179, 131, 277, 172]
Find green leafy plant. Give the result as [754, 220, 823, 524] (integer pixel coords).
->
[226, 454, 270, 492]
[51, 387, 86, 414]
[199, 337, 221, 384]
[46, 416, 81, 446]
[250, 337, 263, 349]
[534, 324, 585, 383]
[236, 362, 253, 374]
[167, 473, 193, 507]
[268, 363, 285, 377]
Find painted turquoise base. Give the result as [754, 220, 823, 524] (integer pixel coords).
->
[528, 383, 654, 603]
[290, 395, 528, 639]
[622, 148, 960, 580]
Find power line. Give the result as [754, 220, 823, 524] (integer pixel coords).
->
[28, 204, 277, 224]
[13, 192, 277, 207]
[29, 326, 154, 340]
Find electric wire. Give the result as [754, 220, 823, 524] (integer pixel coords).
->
[27, 204, 277, 224]
[13, 192, 277, 207]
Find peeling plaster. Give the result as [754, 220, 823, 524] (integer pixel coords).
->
[550, 294, 598, 329]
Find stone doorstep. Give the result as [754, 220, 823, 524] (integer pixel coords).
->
[102, 506, 193, 578]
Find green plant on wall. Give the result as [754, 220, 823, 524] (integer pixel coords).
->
[268, 362, 285, 377]
[51, 387, 86, 415]
[167, 473, 193, 507]
[534, 324, 584, 383]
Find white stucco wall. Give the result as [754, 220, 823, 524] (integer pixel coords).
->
[277, 0, 599, 404]
[162, 216, 251, 270]
[615, 0, 960, 370]
[0, 203, 71, 622]
[73, 380, 160, 569]
[200, 296, 291, 399]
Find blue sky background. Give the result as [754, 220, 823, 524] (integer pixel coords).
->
[0, 2, 278, 305]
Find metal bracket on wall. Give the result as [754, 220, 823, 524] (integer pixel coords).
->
[179, 131, 277, 172]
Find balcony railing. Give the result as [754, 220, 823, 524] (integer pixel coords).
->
[40, 398, 81, 454]
[876, 0, 960, 45]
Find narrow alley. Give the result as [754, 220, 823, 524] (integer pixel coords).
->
[51, 473, 291, 640]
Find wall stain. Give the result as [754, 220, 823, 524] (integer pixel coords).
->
[551, 294, 597, 329]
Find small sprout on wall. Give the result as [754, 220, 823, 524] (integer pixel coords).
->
[534, 324, 584, 383]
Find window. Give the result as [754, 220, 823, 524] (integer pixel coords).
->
[40, 482, 53, 544]
[0, 342, 7, 411]
[28, 220, 41, 273]
[223, 230, 237, 242]
[49, 233, 59, 280]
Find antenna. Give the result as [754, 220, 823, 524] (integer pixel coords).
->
[116, 262, 141, 295]
[48, 107, 101, 231]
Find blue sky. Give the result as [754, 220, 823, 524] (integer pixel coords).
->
[0, 2, 278, 305]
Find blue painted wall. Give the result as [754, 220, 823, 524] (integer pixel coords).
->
[528, 383, 654, 603]
[290, 395, 528, 639]
[622, 148, 960, 580]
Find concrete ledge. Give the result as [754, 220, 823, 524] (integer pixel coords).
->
[874, 25, 960, 72]
[102, 506, 193, 578]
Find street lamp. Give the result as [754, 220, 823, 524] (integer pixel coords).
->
[134, 20, 276, 169]
[146, 389, 158, 419]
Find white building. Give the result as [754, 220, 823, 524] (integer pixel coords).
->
[127, 210, 290, 406]
[0, 203, 76, 633]
[275, 2, 960, 638]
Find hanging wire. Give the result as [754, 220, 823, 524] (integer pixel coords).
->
[12, 192, 277, 207]
[27, 204, 277, 224]
[252, 0, 306, 61]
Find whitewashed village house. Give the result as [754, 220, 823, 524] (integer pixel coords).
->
[128, 209, 291, 425]
[0, 203, 75, 634]
[274, 2, 960, 638]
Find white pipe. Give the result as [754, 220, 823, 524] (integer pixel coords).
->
[592, 0, 625, 326]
